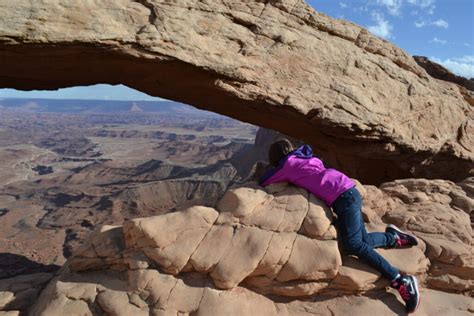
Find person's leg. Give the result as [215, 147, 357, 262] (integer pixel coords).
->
[334, 188, 420, 313]
[333, 188, 399, 281]
[360, 216, 396, 249]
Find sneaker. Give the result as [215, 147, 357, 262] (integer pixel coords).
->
[386, 224, 418, 248]
[391, 274, 421, 313]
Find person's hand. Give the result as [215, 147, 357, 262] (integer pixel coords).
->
[253, 161, 269, 180]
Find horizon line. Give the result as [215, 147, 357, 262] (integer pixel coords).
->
[0, 97, 171, 102]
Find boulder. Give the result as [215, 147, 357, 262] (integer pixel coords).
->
[123, 206, 219, 274]
[30, 269, 474, 316]
[0, 1, 472, 184]
[26, 178, 474, 314]
[364, 178, 474, 293]
[69, 183, 344, 294]
[70, 225, 126, 272]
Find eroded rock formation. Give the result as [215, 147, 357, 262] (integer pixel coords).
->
[17, 178, 472, 315]
[414, 56, 474, 91]
[414, 56, 474, 108]
[0, 0, 472, 184]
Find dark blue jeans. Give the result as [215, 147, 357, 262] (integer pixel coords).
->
[332, 187, 399, 281]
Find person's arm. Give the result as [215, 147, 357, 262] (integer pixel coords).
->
[259, 163, 287, 186]
[249, 161, 270, 182]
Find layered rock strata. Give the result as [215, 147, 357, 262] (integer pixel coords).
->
[24, 178, 473, 315]
[0, 0, 472, 184]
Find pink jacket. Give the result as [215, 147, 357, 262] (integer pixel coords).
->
[259, 145, 355, 206]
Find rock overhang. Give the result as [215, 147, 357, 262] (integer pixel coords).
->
[0, 0, 472, 184]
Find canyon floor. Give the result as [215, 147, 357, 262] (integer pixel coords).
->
[0, 99, 257, 278]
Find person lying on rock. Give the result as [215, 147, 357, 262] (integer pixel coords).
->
[259, 139, 420, 314]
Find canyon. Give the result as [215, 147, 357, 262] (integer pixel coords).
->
[0, 100, 257, 277]
[0, 0, 472, 315]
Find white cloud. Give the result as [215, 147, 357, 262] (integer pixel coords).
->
[407, 0, 436, 14]
[431, 19, 448, 28]
[373, 0, 437, 16]
[354, 5, 370, 13]
[455, 56, 474, 63]
[464, 43, 471, 47]
[430, 37, 447, 44]
[368, 12, 393, 39]
[406, 0, 435, 8]
[415, 19, 448, 28]
[339, 2, 348, 9]
[376, 0, 403, 15]
[431, 55, 474, 78]
[414, 21, 426, 27]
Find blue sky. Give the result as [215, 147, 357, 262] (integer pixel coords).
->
[0, 0, 472, 101]
[309, 0, 473, 77]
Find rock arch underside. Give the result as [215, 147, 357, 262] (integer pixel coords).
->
[0, 1, 473, 315]
[0, 0, 472, 184]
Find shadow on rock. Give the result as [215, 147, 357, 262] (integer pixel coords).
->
[0, 252, 60, 279]
[363, 288, 406, 315]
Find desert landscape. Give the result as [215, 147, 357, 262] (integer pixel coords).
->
[0, 99, 258, 276]
[0, 0, 472, 315]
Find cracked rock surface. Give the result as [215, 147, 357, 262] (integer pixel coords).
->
[0, 0, 472, 184]
[25, 179, 473, 315]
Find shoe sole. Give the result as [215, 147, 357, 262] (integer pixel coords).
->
[409, 275, 421, 314]
[386, 224, 418, 246]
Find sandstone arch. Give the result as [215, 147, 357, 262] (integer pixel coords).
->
[0, 0, 472, 184]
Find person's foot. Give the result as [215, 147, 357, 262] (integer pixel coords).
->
[386, 224, 418, 248]
[391, 274, 421, 314]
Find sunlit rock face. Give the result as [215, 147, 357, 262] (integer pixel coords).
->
[0, 0, 472, 184]
[64, 178, 474, 297]
[24, 178, 472, 315]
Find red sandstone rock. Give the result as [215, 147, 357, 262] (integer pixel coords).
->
[0, 1, 472, 184]
[23, 178, 473, 315]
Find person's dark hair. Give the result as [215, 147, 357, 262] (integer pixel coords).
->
[269, 139, 294, 166]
